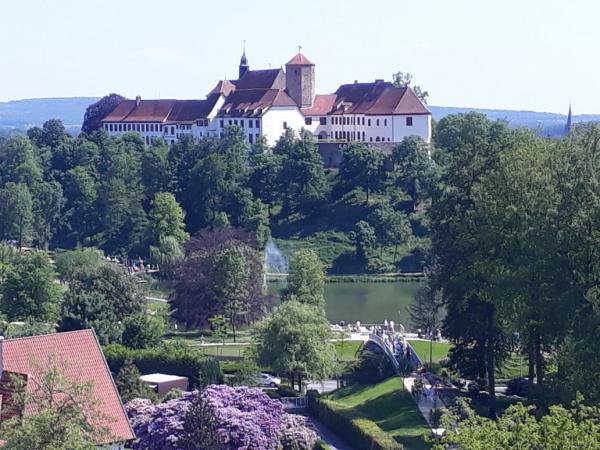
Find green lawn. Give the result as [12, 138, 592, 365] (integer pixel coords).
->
[334, 340, 363, 361]
[496, 353, 527, 380]
[329, 377, 430, 450]
[407, 340, 451, 364]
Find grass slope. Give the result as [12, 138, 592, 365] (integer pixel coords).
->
[407, 340, 451, 364]
[328, 377, 430, 450]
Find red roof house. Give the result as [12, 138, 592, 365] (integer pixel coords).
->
[0, 330, 134, 447]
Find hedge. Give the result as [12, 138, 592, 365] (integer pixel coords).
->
[307, 392, 402, 450]
[103, 343, 223, 388]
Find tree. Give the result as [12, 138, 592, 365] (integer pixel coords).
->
[1, 362, 108, 450]
[392, 136, 436, 212]
[170, 228, 270, 329]
[212, 242, 253, 342]
[81, 94, 125, 134]
[54, 249, 104, 282]
[281, 249, 326, 308]
[352, 220, 376, 261]
[0, 252, 60, 322]
[392, 71, 429, 104]
[179, 395, 224, 449]
[0, 182, 33, 248]
[149, 235, 184, 278]
[435, 396, 600, 450]
[114, 360, 157, 403]
[338, 144, 385, 203]
[252, 300, 337, 391]
[367, 203, 412, 259]
[409, 284, 445, 365]
[66, 264, 145, 318]
[147, 192, 189, 247]
[59, 291, 122, 345]
[430, 113, 516, 413]
[122, 314, 165, 349]
[31, 180, 64, 250]
[275, 130, 329, 214]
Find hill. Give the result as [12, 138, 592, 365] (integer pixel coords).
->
[1, 97, 599, 137]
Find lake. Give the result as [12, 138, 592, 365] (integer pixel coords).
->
[267, 281, 422, 330]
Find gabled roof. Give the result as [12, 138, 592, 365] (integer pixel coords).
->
[232, 68, 285, 90]
[218, 88, 297, 117]
[208, 79, 236, 97]
[301, 94, 337, 116]
[1, 330, 135, 445]
[328, 81, 430, 116]
[286, 53, 314, 66]
[102, 97, 219, 123]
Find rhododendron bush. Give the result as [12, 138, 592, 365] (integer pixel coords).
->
[125, 385, 318, 449]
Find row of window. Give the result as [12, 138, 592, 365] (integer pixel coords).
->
[105, 123, 163, 133]
[305, 116, 414, 127]
[219, 118, 260, 129]
[329, 130, 392, 142]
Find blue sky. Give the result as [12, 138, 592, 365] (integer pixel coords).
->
[1, 0, 597, 113]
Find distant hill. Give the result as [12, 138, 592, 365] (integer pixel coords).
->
[1, 97, 598, 137]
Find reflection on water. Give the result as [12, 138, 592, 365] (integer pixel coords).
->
[267, 281, 422, 331]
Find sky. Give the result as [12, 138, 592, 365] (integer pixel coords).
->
[0, 0, 598, 114]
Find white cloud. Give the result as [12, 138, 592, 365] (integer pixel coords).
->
[133, 47, 185, 62]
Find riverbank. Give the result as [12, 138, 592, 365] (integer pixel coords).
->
[267, 273, 425, 283]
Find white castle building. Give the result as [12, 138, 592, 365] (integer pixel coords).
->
[101, 51, 431, 149]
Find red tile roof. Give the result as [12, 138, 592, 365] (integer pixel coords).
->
[1, 330, 134, 445]
[301, 94, 337, 116]
[102, 97, 219, 123]
[208, 79, 236, 97]
[286, 53, 314, 65]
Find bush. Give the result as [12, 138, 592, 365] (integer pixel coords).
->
[278, 385, 299, 397]
[54, 248, 104, 282]
[506, 377, 529, 397]
[349, 349, 395, 383]
[122, 314, 165, 349]
[103, 342, 223, 389]
[308, 397, 402, 450]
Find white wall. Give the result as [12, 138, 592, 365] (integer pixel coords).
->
[392, 114, 431, 144]
[261, 106, 306, 146]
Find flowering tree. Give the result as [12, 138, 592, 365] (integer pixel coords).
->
[125, 385, 318, 450]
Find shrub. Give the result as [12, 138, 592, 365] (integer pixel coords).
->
[114, 360, 157, 403]
[122, 314, 165, 349]
[349, 349, 395, 383]
[308, 397, 402, 450]
[103, 342, 223, 388]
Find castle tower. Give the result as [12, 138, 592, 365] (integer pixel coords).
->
[285, 50, 315, 108]
[239, 44, 249, 79]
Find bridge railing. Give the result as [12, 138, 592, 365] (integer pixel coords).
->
[280, 396, 307, 409]
[369, 333, 400, 370]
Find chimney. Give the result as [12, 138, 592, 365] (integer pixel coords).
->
[135, 95, 141, 106]
[354, 80, 358, 84]
[375, 79, 384, 83]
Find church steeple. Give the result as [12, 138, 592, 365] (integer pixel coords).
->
[239, 41, 249, 79]
[564, 102, 573, 135]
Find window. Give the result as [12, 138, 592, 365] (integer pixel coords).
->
[376, 136, 380, 142]
[228, 120, 232, 125]
[255, 120, 260, 129]
[368, 119, 371, 126]
[406, 117, 413, 126]
[233, 120, 238, 126]
[249, 134, 253, 144]
[255, 133, 259, 141]
[384, 119, 387, 126]
[362, 117, 365, 126]
[220, 120, 224, 128]
[320, 117, 327, 125]
[305, 117, 312, 125]
[376, 119, 380, 126]
[362, 131, 365, 141]
[171, 126, 175, 135]
[240, 120, 244, 127]
[370, 137, 373, 142]
[283, 121, 287, 129]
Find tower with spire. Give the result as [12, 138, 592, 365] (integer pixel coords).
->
[239, 41, 249, 79]
[564, 102, 573, 135]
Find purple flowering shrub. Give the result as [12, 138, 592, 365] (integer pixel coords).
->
[125, 385, 318, 450]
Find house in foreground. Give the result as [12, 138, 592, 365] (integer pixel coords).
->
[0, 330, 134, 449]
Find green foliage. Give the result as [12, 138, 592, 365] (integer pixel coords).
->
[0, 363, 107, 450]
[230, 361, 260, 387]
[337, 144, 385, 203]
[251, 300, 336, 387]
[4, 320, 56, 339]
[392, 71, 429, 104]
[281, 249, 326, 307]
[122, 314, 165, 349]
[147, 191, 189, 246]
[392, 136, 436, 211]
[309, 397, 403, 450]
[114, 360, 158, 403]
[349, 349, 395, 383]
[352, 220, 376, 261]
[103, 342, 224, 389]
[0, 182, 34, 247]
[54, 248, 104, 282]
[435, 395, 600, 450]
[149, 235, 184, 278]
[0, 251, 60, 321]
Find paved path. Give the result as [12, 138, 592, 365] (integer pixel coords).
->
[145, 296, 168, 302]
[305, 413, 353, 450]
[402, 376, 445, 436]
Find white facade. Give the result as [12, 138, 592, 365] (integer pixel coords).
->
[303, 113, 431, 144]
[261, 106, 306, 146]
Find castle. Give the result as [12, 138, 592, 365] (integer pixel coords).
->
[101, 50, 432, 151]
